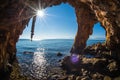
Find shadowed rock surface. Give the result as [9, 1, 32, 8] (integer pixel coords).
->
[0, 0, 120, 80]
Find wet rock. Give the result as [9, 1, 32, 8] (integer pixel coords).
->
[57, 52, 63, 56]
[58, 59, 62, 62]
[23, 51, 34, 54]
[82, 70, 88, 76]
[68, 75, 76, 80]
[84, 43, 109, 56]
[60, 56, 81, 74]
[76, 76, 81, 80]
[91, 73, 104, 80]
[114, 76, 120, 80]
[61, 53, 120, 80]
[51, 74, 60, 79]
[58, 76, 68, 80]
[81, 76, 90, 80]
[104, 76, 111, 80]
[107, 61, 117, 72]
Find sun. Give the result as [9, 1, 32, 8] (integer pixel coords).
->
[37, 10, 45, 17]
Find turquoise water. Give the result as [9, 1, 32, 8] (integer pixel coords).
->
[16, 39, 105, 79]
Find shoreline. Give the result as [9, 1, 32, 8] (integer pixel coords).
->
[14, 40, 120, 80]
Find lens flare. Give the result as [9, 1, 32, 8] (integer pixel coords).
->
[71, 54, 79, 63]
[37, 10, 45, 18]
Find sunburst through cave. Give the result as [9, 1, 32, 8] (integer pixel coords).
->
[17, 3, 78, 79]
[0, 0, 120, 80]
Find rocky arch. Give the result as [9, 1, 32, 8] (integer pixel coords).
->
[0, 0, 120, 79]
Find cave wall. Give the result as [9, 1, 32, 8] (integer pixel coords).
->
[70, 0, 120, 55]
[0, 0, 31, 78]
[0, 0, 120, 78]
[90, 0, 120, 59]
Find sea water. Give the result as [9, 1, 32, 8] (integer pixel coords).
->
[16, 39, 104, 79]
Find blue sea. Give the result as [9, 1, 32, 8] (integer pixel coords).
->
[16, 39, 104, 79]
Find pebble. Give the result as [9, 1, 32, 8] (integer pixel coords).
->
[76, 76, 81, 80]
[104, 76, 111, 80]
[58, 76, 68, 80]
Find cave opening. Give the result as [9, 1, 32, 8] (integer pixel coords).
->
[87, 22, 106, 46]
[16, 3, 78, 79]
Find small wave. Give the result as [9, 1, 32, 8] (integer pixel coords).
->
[36, 48, 45, 53]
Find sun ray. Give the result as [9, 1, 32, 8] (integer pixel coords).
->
[24, 2, 37, 12]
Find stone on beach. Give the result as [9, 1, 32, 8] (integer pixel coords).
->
[57, 52, 63, 56]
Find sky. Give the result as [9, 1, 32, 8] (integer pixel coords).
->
[20, 3, 105, 40]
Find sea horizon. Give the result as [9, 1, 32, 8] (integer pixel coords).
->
[19, 38, 105, 41]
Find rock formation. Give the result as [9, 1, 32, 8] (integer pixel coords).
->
[70, 2, 97, 54]
[0, 0, 120, 79]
